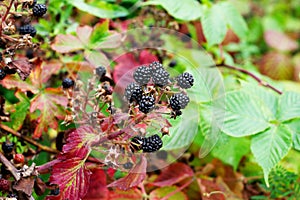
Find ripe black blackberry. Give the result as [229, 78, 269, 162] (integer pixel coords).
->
[149, 61, 163, 70]
[152, 67, 170, 87]
[142, 134, 163, 153]
[176, 72, 194, 89]
[62, 78, 74, 89]
[138, 95, 155, 114]
[32, 4, 47, 17]
[168, 60, 177, 68]
[4, 66, 16, 75]
[123, 161, 133, 169]
[124, 83, 143, 103]
[0, 69, 6, 80]
[133, 65, 152, 85]
[50, 188, 60, 196]
[95, 66, 106, 79]
[169, 93, 190, 111]
[19, 24, 36, 37]
[1, 142, 14, 154]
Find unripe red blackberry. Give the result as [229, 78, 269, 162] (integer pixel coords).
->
[152, 67, 170, 87]
[13, 154, 25, 164]
[0, 69, 6, 80]
[176, 72, 194, 89]
[0, 178, 9, 192]
[62, 78, 74, 89]
[169, 93, 190, 111]
[138, 95, 155, 113]
[32, 4, 47, 17]
[124, 83, 143, 103]
[19, 24, 36, 37]
[142, 134, 163, 153]
[133, 65, 152, 85]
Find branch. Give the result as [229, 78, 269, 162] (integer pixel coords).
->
[0, 151, 20, 180]
[0, 0, 15, 37]
[215, 63, 283, 95]
[0, 123, 59, 154]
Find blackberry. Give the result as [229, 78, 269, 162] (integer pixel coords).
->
[0, 178, 9, 192]
[133, 65, 152, 85]
[50, 188, 60, 196]
[176, 72, 194, 89]
[4, 66, 16, 75]
[149, 61, 163, 70]
[138, 95, 155, 114]
[32, 4, 47, 17]
[169, 93, 190, 111]
[168, 60, 177, 68]
[62, 78, 74, 89]
[95, 66, 106, 79]
[152, 67, 170, 87]
[123, 162, 133, 169]
[142, 134, 163, 153]
[19, 24, 36, 37]
[0, 69, 6, 80]
[124, 83, 143, 103]
[1, 142, 14, 154]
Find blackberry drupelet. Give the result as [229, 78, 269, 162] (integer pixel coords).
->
[176, 72, 194, 89]
[169, 93, 190, 111]
[152, 67, 170, 87]
[95, 66, 106, 79]
[32, 4, 47, 17]
[138, 95, 155, 113]
[19, 24, 36, 37]
[1, 142, 14, 154]
[124, 83, 143, 103]
[62, 78, 74, 89]
[0, 69, 6, 80]
[133, 65, 152, 85]
[142, 134, 163, 153]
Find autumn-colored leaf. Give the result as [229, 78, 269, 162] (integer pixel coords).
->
[153, 162, 194, 187]
[8, 58, 33, 81]
[51, 34, 84, 53]
[149, 186, 188, 200]
[77, 26, 93, 45]
[30, 88, 67, 138]
[83, 168, 109, 200]
[0, 75, 39, 93]
[49, 156, 92, 200]
[264, 30, 298, 52]
[108, 188, 143, 200]
[13, 176, 35, 197]
[197, 178, 226, 200]
[107, 156, 147, 190]
[41, 61, 62, 84]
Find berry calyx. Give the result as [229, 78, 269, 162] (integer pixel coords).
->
[0, 69, 6, 80]
[19, 24, 37, 37]
[142, 134, 163, 153]
[13, 154, 25, 164]
[62, 78, 74, 89]
[124, 83, 143, 103]
[32, 4, 47, 17]
[0, 178, 10, 192]
[176, 72, 194, 89]
[138, 95, 155, 114]
[1, 142, 14, 154]
[169, 93, 190, 111]
[95, 66, 106, 79]
[152, 67, 170, 87]
[133, 65, 152, 85]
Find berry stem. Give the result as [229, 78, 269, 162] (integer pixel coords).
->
[0, 0, 15, 37]
[0, 151, 20, 180]
[0, 123, 59, 154]
[215, 62, 283, 95]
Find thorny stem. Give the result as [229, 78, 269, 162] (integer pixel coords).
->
[0, 123, 59, 154]
[215, 62, 283, 95]
[0, 0, 15, 37]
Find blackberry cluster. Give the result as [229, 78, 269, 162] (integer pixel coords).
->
[32, 4, 47, 17]
[176, 72, 194, 89]
[19, 24, 36, 37]
[131, 134, 163, 153]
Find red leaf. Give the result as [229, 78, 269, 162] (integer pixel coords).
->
[138, 50, 158, 65]
[51, 34, 84, 53]
[1, 75, 39, 93]
[197, 178, 226, 200]
[108, 188, 142, 200]
[10, 58, 33, 80]
[153, 162, 194, 187]
[49, 156, 92, 200]
[107, 156, 147, 190]
[41, 61, 62, 84]
[30, 88, 67, 138]
[83, 168, 108, 200]
[264, 30, 298, 51]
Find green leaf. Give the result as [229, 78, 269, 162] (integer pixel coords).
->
[201, 2, 248, 46]
[212, 134, 250, 170]
[285, 119, 300, 151]
[84, 49, 110, 67]
[68, 0, 129, 19]
[162, 101, 199, 150]
[3, 93, 30, 131]
[149, 186, 188, 200]
[51, 34, 84, 53]
[278, 92, 300, 122]
[251, 125, 292, 186]
[215, 90, 270, 137]
[89, 21, 110, 46]
[142, 0, 202, 21]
